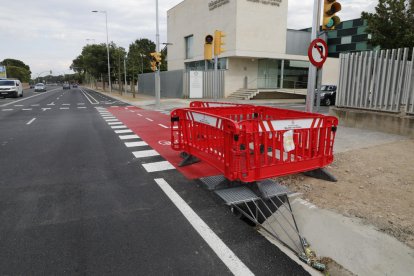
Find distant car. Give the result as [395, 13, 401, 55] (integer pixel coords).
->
[63, 83, 70, 90]
[72, 83, 78, 88]
[0, 79, 23, 98]
[30, 84, 35, 89]
[34, 83, 46, 92]
[316, 85, 337, 106]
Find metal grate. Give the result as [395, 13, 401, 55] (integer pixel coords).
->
[215, 187, 260, 205]
[200, 175, 227, 190]
[256, 179, 290, 199]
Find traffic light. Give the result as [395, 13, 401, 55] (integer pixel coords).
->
[204, 34, 213, 60]
[322, 0, 341, 30]
[150, 52, 162, 71]
[214, 30, 225, 56]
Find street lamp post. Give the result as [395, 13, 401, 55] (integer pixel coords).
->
[92, 10, 112, 93]
[124, 57, 127, 96]
[155, 0, 160, 107]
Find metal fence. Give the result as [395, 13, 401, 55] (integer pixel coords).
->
[138, 70, 184, 98]
[183, 69, 225, 99]
[337, 48, 414, 114]
[137, 69, 225, 99]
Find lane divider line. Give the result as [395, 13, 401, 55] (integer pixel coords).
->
[26, 118, 36, 125]
[158, 124, 169, 129]
[2, 109, 13, 111]
[132, 150, 160, 158]
[0, 87, 61, 107]
[124, 141, 148, 148]
[146, 118, 154, 122]
[154, 178, 253, 276]
[60, 107, 69, 110]
[119, 134, 140, 140]
[142, 161, 174, 172]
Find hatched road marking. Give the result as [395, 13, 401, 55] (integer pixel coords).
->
[111, 125, 127, 129]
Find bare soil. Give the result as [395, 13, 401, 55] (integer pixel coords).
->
[279, 139, 414, 249]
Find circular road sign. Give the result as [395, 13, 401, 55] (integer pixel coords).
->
[308, 38, 328, 68]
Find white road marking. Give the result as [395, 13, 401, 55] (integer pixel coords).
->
[22, 108, 32, 111]
[62, 103, 70, 106]
[47, 102, 55, 106]
[110, 105, 119, 107]
[0, 87, 61, 107]
[137, 114, 143, 116]
[124, 141, 148, 147]
[100, 113, 112, 116]
[119, 134, 140, 140]
[142, 161, 175, 172]
[102, 116, 116, 119]
[154, 178, 254, 276]
[115, 129, 133, 134]
[77, 103, 85, 105]
[158, 124, 169, 129]
[31, 104, 39, 106]
[105, 119, 119, 122]
[80, 88, 99, 104]
[146, 118, 154, 122]
[2, 109, 13, 111]
[108, 122, 123, 125]
[132, 150, 160, 158]
[42, 108, 51, 111]
[111, 125, 127, 129]
[26, 118, 36, 125]
[77, 107, 87, 109]
[60, 107, 69, 110]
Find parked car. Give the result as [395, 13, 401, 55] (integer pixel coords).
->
[34, 83, 46, 92]
[316, 85, 337, 106]
[0, 79, 23, 98]
[63, 83, 70, 90]
[30, 84, 35, 89]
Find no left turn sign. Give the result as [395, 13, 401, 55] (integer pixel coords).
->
[308, 38, 328, 68]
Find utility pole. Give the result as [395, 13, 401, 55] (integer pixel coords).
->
[124, 57, 127, 95]
[305, 0, 322, 112]
[155, 0, 161, 107]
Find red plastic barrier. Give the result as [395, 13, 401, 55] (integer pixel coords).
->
[171, 102, 338, 182]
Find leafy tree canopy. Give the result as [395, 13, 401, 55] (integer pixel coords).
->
[362, 0, 414, 49]
[5, 66, 31, 82]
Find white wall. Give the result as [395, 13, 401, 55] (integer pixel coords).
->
[225, 57, 258, 97]
[167, 0, 290, 70]
[322, 58, 340, 85]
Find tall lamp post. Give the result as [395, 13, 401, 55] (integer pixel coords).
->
[92, 10, 112, 93]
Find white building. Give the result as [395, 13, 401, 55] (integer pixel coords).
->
[167, 0, 339, 98]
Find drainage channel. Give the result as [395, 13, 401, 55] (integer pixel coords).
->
[199, 175, 325, 272]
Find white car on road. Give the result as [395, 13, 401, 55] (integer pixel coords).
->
[34, 83, 46, 92]
[0, 79, 23, 98]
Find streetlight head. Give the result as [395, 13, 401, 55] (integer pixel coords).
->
[92, 10, 98, 13]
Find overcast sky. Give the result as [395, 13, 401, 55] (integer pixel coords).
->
[0, 0, 377, 77]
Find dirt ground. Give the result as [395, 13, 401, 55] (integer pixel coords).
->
[279, 139, 414, 249]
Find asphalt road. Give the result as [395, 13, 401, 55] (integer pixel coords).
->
[0, 86, 308, 275]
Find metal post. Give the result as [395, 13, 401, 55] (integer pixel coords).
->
[214, 55, 218, 101]
[124, 57, 127, 96]
[155, 0, 161, 107]
[306, 0, 322, 112]
[104, 12, 112, 93]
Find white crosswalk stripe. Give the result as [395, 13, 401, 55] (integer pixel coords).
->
[119, 134, 140, 140]
[124, 141, 148, 147]
[142, 161, 175, 172]
[115, 129, 133, 134]
[111, 125, 127, 129]
[132, 150, 160, 158]
[108, 122, 123, 125]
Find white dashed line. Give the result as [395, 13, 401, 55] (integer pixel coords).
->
[158, 124, 169, 129]
[132, 150, 160, 158]
[2, 109, 13, 111]
[31, 104, 39, 106]
[146, 118, 154, 122]
[119, 134, 140, 140]
[142, 161, 175, 172]
[41, 108, 51, 111]
[26, 118, 36, 125]
[60, 107, 69, 110]
[47, 103, 55, 106]
[77, 107, 87, 109]
[111, 125, 127, 129]
[62, 103, 70, 106]
[22, 108, 32, 111]
[108, 122, 123, 125]
[77, 103, 85, 105]
[137, 114, 143, 116]
[124, 141, 148, 147]
[154, 178, 253, 276]
[114, 129, 133, 134]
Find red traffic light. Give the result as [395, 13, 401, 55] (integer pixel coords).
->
[205, 35, 213, 44]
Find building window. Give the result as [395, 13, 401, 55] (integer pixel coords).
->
[341, 36, 352, 44]
[185, 35, 194, 59]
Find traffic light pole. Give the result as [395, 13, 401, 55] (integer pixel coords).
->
[155, 0, 161, 107]
[214, 55, 218, 101]
[305, 0, 322, 112]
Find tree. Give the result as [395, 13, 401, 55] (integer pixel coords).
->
[127, 39, 156, 95]
[5, 66, 31, 82]
[362, 0, 414, 50]
[111, 44, 127, 91]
